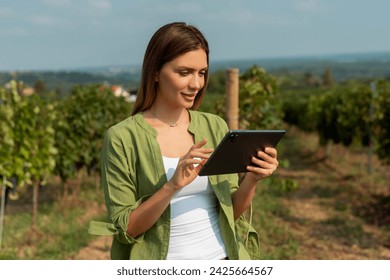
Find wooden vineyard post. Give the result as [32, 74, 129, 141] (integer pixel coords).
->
[225, 68, 239, 130]
[226, 68, 246, 185]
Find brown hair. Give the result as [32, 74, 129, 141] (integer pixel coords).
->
[131, 22, 209, 115]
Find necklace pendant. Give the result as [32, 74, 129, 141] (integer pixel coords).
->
[170, 123, 177, 127]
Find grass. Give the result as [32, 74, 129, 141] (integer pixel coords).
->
[0, 175, 106, 260]
[252, 181, 299, 259]
[320, 216, 373, 248]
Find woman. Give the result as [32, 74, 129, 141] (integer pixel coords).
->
[89, 22, 279, 260]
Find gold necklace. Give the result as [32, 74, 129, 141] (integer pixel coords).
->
[149, 109, 183, 127]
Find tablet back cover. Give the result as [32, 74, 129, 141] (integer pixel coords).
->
[199, 130, 286, 176]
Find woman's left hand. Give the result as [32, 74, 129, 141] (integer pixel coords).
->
[244, 147, 279, 183]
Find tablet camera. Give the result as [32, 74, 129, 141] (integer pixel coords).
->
[227, 133, 239, 143]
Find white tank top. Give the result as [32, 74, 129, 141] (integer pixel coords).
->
[162, 156, 227, 260]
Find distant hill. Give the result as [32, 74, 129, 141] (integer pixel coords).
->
[210, 51, 390, 81]
[1, 51, 389, 94]
[0, 70, 140, 95]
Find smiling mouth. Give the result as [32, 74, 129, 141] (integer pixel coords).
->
[181, 92, 197, 97]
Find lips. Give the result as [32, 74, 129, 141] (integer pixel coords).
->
[181, 92, 197, 97]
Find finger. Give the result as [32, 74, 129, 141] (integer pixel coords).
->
[188, 149, 214, 159]
[251, 156, 276, 170]
[191, 138, 208, 149]
[194, 159, 208, 173]
[257, 150, 278, 165]
[264, 147, 277, 158]
[246, 165, 274, 176]
[184, 157, 204, 165]
[184, 157, 205, 171]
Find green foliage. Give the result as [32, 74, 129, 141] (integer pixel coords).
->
[375, 80, 390, 164]
[307, 88, 343, 146]
[53, 98, 80, 182]
[0, 81, 56, 186]
[0, 81, 58, 230]
[281, 87, 327, 132]
[14, 96, 56, 185]
[198, 93, 224, 115]
[307, 83, 372, 146]
[213, 65, 284, 129]
[1, 81, 132, 188]
[263, 176, 300, 197]
[53, 85, 131, 181]
[282, 79, 390, 164]
[0, 84, 16, 181]
[239, 66, 284, 129]
[207, 70, 225, 94]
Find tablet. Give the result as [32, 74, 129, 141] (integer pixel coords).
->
[198, 130, 286, 176]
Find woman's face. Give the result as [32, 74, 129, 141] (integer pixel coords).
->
[156, 48, 208, 109]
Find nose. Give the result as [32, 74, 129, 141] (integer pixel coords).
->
[188, 74, 202, 92]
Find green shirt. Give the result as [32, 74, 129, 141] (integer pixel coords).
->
[89, 110, 260, 260]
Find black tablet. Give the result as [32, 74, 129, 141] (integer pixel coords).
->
[198, 130, 286, 176]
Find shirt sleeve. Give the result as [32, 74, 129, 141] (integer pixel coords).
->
[100, 127, 147, 244]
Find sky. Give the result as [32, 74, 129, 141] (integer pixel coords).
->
[0, 0, 389, 71]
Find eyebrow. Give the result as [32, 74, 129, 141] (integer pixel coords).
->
[176, 66, 208, 71]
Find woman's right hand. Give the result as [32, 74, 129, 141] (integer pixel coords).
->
[166, 139, 213, 191]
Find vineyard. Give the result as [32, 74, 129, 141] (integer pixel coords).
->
[0, 66, 389, 259]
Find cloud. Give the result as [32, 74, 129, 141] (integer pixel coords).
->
[0, 6, 14, 17]
[157, 2, 203, 14]
[88, 0, 112, 12]
[0, 26, 28, 36]
[293, 0, 327, 13]
[256, 13, 308, 27]
[40, 0, 72, 5]
[208, 6, 306, 28]
[28, 14, 73, 29]
[30, 15, 56, 26]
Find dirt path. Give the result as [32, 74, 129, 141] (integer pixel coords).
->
[277, 129, 390, 259]
[72, 236, 111, 260]
[70, 201, 111, 260]
[280, 178, 390, 259]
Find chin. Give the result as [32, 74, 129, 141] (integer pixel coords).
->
[184, 100, 195, 108]
[178, 98, 194, 107]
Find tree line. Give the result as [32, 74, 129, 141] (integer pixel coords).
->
[282, 79, 390, 166]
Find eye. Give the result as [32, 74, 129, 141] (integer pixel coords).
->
[178, 71, 190, 76]
[199, 71, 206, 77]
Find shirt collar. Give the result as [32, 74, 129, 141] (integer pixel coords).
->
[133, 112, 158, 137]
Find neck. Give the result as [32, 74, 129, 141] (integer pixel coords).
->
[149, 107, 187, 127]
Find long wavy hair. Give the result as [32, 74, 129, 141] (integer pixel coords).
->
[131, 22, 210, 115]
